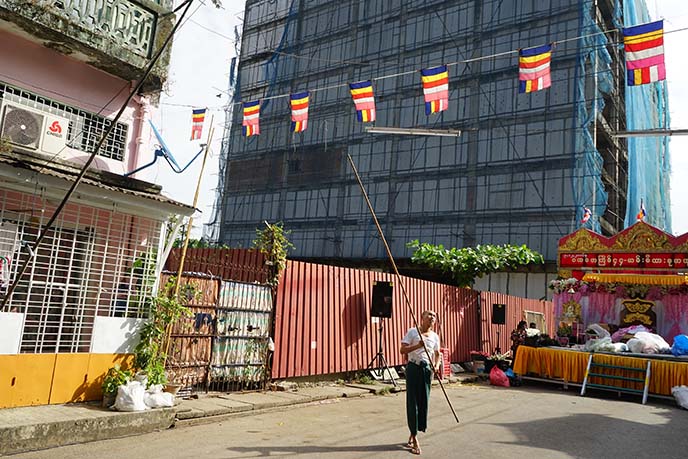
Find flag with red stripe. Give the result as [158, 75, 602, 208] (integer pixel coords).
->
[242, 100, 260, 137]
[290, 91, 309, 133]
[349, 81, 376, 123]
[420, 65, 449, 115]
[518, 44, 552, 93]
[623, 20, 665, 86]
[190, 108, 206, 140]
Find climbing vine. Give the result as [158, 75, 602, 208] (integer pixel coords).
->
[252, 221, 294, 287]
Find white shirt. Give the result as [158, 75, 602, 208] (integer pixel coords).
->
[402, 328, 440, 365]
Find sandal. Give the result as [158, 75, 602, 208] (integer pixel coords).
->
[410, 443, 421, 455]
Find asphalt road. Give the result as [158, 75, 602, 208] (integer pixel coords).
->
[13, 382, 688, 458]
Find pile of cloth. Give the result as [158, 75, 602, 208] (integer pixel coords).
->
[583, 323, 674, 354]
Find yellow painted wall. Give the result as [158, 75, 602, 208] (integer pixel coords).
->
[0, 353, 134, 409]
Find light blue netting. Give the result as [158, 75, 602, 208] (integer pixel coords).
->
[573, 0, 612, 233]
[616, 0, 672, 231]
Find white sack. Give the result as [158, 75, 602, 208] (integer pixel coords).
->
[114, 381, 148, 412]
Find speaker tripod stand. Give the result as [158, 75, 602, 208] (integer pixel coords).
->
[366, 319, 398, 387]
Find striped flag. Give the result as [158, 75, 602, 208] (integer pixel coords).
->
[581, 207, 592, 224]
[290, 91, 309, 133]
[420, 65, 449, 115]
[242, 100, 260, 137]
[349, 81, 376, 123]
[623, 20, 665, 86]
[518, 44, 552, 93]
[190, 108, 206, 140]
[636, 200, 647, 221]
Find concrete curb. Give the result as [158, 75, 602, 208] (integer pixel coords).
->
[0, 405, 175, 456]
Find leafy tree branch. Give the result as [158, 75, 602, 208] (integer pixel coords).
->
[407, 240, 544, 288]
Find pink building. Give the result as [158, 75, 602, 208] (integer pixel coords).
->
[0, 1, 193, 407]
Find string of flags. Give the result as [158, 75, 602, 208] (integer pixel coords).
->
[188, 20, 666, 139]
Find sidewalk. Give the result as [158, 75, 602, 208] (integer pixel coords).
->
[0, 374, 479, 456]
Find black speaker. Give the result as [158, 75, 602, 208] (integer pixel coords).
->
[491, 303, 506, 324]
[371, 281, 393, 318]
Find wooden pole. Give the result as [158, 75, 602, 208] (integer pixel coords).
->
[345, 152, 460, 424]
[164, 116, 215, 362]
[173, 115, 215, 297]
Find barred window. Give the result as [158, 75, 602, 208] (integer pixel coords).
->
[0, 81, 128, 161]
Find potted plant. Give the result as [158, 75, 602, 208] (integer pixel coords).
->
[486, 352, 511, 372]
[101, 364, 132, 407]
[556, 324, 572, 346]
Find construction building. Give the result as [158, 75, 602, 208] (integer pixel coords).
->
[212, 0, 671, 299]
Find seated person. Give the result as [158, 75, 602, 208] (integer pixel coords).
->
[511, 320, 528, 358]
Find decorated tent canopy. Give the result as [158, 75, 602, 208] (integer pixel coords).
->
[553, 222, 688, 343]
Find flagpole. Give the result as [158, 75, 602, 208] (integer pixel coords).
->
[165, 115, 214, 362]
[345, 152, 460, 424]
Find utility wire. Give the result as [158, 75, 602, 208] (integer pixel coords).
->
[231, 23, 688, 106]
[0, 0, 197, 311]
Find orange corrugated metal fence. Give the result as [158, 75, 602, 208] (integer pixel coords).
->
[163, 249, 554, 380]
[272, 260, 479, 378]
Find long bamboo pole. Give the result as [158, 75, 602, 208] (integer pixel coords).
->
[163, 117, 215, 362]
[345, 153, 460, 424]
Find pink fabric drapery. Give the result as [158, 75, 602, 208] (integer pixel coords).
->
[553, 292, 688, 343]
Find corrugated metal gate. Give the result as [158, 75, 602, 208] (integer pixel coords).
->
[211, 281, 273, 391]
[163, 273, 218, 389]
[163, 272, 274, 392]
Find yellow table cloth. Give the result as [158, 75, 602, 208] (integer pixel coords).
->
[514, 346, 688, 396]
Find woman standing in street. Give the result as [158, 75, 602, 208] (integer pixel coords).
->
[400, 310, 441, 455]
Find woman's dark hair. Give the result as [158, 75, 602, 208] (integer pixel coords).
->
[518, 320, 528, 329]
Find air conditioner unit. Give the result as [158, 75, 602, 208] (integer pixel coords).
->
[1, 103, 69, 156]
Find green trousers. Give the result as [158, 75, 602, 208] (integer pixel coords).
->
[406, 361, 432, 436]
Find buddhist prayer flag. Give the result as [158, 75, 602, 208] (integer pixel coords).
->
[290, 91, 309, 132]
[636, 200, 647, 221]
[518, 44, 552, 93]
[581, 207, 592, 224]
[242, 100, 260, 137]
[190, 108, 206, 140]
[623, 20, 665, 86]
[349, 80, 376, 122]
[420, 65, 449, 115]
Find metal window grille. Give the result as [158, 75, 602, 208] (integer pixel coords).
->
[0, 188, 162, 353]
[0, 81, 128, 161]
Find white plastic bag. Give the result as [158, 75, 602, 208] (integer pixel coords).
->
[143, 384, 175, 408]
[672, 385, 688, 410]
[627, 332, 670, 354]
[114, 381, 148, 412]
[587, 323, 611, 339]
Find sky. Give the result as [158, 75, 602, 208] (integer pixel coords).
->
[144, 2, 244, 238]
[150, 1, 688, 238]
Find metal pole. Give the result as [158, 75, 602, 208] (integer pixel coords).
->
[346, 152, 460, 424]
